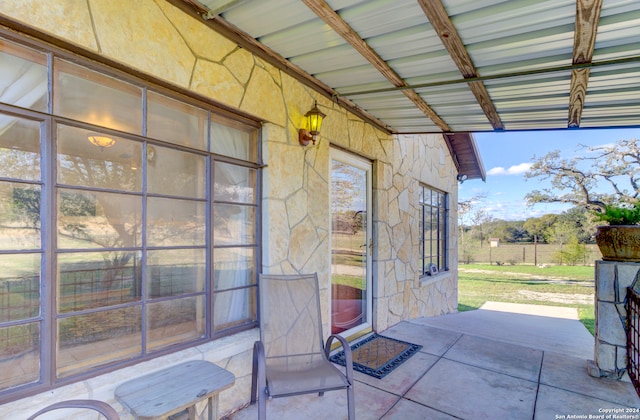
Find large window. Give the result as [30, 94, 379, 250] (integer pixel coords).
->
[420, 185, 448, 276]
[0, 35, 260, 400]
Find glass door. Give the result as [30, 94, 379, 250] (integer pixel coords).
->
[330, 149, 372, 336]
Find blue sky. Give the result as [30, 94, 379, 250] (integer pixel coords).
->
[458, 127, 640, 221]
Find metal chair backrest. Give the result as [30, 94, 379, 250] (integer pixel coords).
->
[259, 273, 327, 369]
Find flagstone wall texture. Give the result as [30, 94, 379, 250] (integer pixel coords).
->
[0, 0, 460, 418]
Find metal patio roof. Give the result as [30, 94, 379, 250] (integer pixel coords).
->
[174, 0, 640, 179]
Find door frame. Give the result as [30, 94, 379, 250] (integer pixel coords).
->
[329, 148, 373, 339]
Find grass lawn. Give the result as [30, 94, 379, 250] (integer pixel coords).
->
[458, 264, 595, 335]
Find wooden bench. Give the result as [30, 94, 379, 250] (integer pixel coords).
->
[115, 360, 234, 420]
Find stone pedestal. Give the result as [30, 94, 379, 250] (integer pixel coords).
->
[588, 260, 640, 380]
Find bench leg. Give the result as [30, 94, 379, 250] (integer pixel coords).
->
[208, 396, 215, 420]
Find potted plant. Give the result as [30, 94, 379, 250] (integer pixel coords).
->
[594, 202, 640, 262]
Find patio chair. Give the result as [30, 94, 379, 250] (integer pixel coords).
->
[251, 273, 355, 419]
[27, 399, 120, 419]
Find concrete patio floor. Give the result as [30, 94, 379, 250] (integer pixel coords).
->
[228, 302, 639, 420]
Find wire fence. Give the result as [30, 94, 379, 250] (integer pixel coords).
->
[459, 242, 602, 266]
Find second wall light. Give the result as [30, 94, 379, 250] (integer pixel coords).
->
[299, 101, 326, 146]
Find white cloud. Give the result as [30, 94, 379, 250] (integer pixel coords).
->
[487, 162, 532, 176]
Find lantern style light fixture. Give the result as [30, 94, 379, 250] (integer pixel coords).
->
[299, 101, 326, 146]
[87, 134, 116, 149]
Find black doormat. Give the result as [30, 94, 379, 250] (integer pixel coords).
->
[329, 333, 422, 379]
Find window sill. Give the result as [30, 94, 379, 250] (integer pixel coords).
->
[419, 270, 453, 287]
[196, 328, 259, 361]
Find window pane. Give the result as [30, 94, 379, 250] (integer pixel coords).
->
[0, 113, 41, 180]
[57, 125, 142, 192]
[0, 39, 47, 112]
[0, 254, 40, 322]
[213, 204, 255, 246]
[420, 185, 447, 274]
[210, 118, 257, 162]
[53, 59, 142, 134]
[147, 296, 205, 351]
[57, 189, 142, 249]
[147, 146, 206, 198]
[147, 249, 205, 298]
[147, 197, 206, 247]
[214, 162, 256, 203]
[0, 323, 40, 389]
[147, 91, 207, 150]
[57, 306, 141, 378]
[0, 183, 41, 250]
[213, 287, 256, 332]
[57, 251, 141, 313]
[214, 248, 256, 291]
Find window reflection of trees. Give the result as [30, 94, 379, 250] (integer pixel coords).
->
[0, 37, 260, 392]
[331, 161, 367, 266]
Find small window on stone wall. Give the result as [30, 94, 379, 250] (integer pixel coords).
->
[420, 184, 448, 275]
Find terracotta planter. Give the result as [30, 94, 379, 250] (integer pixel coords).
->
[595, 225, 640, 262]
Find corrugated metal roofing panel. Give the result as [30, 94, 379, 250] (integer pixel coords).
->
[365, 25, 444, 60]
[290, 44, 370, 75]
[259, 21, 346, 58]
[380, 118, 442, 132]
[388, 52, 460, 82]
[446, 0, 575, 44]
[581, 106, 640, 127]
[337, 0, 428, 40]
[314, 65, 389, 89]
[346, 92, 417, 109]
[221, 0, 316, 38]
[593, 9, 640, 59]
[190, 0, 640, 139]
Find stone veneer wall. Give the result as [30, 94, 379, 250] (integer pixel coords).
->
[0, 0, 459, 418]
[588, 260, 640, 381]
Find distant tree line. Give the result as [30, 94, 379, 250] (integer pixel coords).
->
[458, 207, 597, 265]
[460, 206, 598, 245]
[458, 137, 639, 266]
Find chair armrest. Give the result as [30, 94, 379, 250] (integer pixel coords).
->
[325, 335, 354, 384]
[28, 399, 119, 420]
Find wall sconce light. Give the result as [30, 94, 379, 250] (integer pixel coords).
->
[87, 134, 116, 149]
[457, 174, 468, 184]
[299, 101, 326, 146]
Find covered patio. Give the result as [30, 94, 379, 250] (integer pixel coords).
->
[1, 0, 640, 418]
[231, 302, 638, 419]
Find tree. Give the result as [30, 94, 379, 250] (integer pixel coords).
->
[525, 138, 640, 213]
[468, 208, 494, 247]
[458, 192, 487, 227]
[553, 236, 588, 266]
[457, 193, 487, 263]
[523, 214, 558, 243]
[555, 206, 598, 243]
[488, 220, 527, 242]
